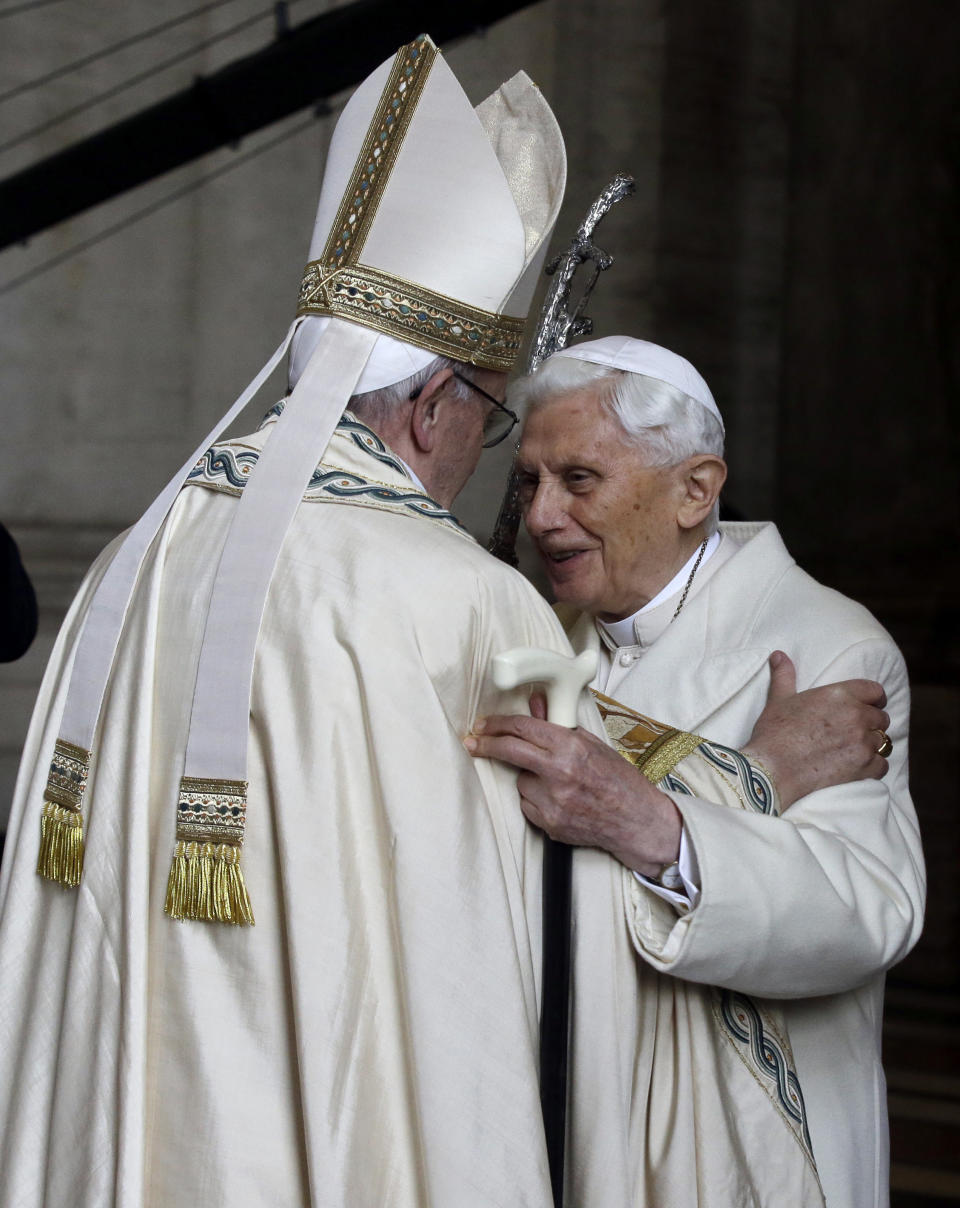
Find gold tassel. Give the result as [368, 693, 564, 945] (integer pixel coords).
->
[168, 776, 253, 924]
[36, 738, 91, 888]
[36, 800, 84, 887]
[164, 841, 254, 926]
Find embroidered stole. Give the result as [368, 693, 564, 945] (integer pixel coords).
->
[593, 688, 824, 1202]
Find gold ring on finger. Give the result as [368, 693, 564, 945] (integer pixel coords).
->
[873, 729, 893, 758]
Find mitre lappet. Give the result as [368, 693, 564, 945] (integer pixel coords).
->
[35, 33, 567, 923]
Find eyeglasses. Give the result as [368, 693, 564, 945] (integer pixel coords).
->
[408, 370, 519, 449]
[450, 371, 519, 448]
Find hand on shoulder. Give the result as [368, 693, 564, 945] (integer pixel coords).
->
[743, 650, 891, 808]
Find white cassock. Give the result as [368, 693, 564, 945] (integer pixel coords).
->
[562, 521, 926, 1208]
[0, 417, 826, 1207]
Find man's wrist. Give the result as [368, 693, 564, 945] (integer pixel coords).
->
[615, 791, 682, 877]
[741, 745, 789, 808]
[633, 826, 701, 909]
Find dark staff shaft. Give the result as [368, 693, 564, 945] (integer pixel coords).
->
[541, 837, 572, 1207]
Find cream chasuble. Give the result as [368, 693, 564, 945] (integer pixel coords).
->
[1, 415, 822, 1207]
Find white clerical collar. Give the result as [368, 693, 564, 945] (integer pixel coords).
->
[598, 530, 722, 648]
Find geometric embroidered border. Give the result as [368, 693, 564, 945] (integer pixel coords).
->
[338, 415, 412, 477]
[176, 776, 248, 847]
[166, 778, 254, 925]
[297, 262, 526, 372]
[306, 468, 467, 529]
[44, 737, 90, 813]
[37, 737, 90, 887]
[189, 446, 259, 492]
[660, 742, 778, 817]
[697, 742, 778, 814]
[319, 36, 436, 271]
[186, 417, 467, 534]
[590, 690, 777, 810]
[716, 989, 816, 1162]
[258, 405, 409, 479]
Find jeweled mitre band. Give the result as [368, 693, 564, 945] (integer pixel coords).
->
[297, 262, 526, 372]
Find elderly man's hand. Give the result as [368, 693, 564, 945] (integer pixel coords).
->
[464, 699, 681, 876]
[744, 650, 891, 809]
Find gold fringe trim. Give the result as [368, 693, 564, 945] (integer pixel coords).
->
[634, 729, 705, 784]
[164, 841, 254, 926]
[592, 688, 704, 784]
[36, 801, 84, 887]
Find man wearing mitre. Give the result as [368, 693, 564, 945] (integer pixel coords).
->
[0, 34, 575, 1207]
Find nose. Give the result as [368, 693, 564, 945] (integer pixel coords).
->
[523, 479, 567, 539]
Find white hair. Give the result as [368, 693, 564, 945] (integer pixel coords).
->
[510, 355, 725, 533]
[510, 355, 725, 465]
[348, 354, 472, 426]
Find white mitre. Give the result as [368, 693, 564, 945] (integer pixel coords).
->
[290, 38, 565, 391]
[35, 35, 567, 926]
[552, 335, 724, 429]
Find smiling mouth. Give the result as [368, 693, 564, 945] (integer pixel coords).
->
[541, 548, 587, 565]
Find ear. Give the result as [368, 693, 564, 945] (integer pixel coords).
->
[677, 455, 727, 530]
[410, 369, 455, 454]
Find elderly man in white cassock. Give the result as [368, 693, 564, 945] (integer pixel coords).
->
[468, 336, 925, 1208]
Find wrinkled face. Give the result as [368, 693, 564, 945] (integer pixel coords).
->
[517, 388, 689, 621]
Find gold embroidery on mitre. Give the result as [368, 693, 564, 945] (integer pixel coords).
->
[296, 34, 527, 372]
[36, 738, 90, 888]
[321, 35, 437, 269]
[591, 689, 703, 783]
[164, 776, 254, 925]
[297, 263, 525, 371]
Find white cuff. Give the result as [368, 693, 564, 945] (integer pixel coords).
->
[633, 825, 701, 913]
